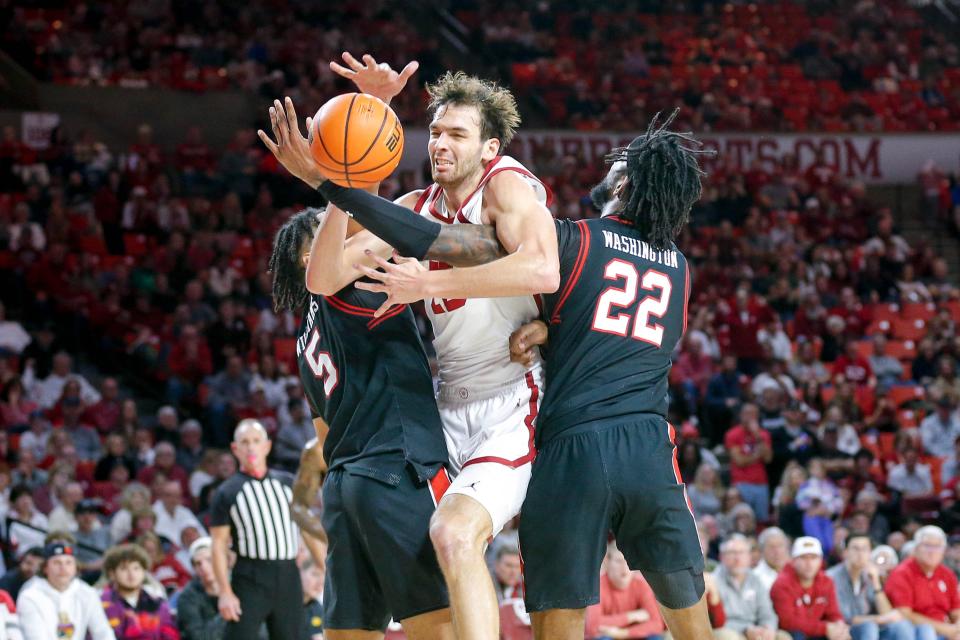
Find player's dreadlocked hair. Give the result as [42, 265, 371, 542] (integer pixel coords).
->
[606, 108, 713, 250]
[267, 208, 322, 312]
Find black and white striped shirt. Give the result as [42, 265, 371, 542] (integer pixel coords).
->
[210, 470, 299, 561]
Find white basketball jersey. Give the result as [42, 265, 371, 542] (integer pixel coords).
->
[412, 156, 552, 397]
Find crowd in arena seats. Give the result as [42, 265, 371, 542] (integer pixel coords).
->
[1, 7, 960, 635]
[451, 0, 960, 132]
[6, 1, 960, 134]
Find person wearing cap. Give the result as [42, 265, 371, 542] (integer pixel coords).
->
[15, 542, 114, 640]
[770, 536, 850, 640]
[883, 525, 960, 640]
[712, 534, 787, 640]
[174, 537, 228, 640]
[100, 543, 177, 640]
[920, 396, 960, 459]
[827, 534, 915, 640]
[210, 419, 301, 639]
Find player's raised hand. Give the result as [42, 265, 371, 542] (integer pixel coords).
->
[353, 250, 428, 317]
[509, 320, 548, 367]
[257, 96, 327, 189]
[330, 52, 418, 105]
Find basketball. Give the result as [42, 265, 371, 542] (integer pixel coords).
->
[309, 93, 404, 189]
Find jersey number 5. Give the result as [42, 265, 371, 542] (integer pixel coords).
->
[304, 330, 339, 397]
[591, 259, 672, 346]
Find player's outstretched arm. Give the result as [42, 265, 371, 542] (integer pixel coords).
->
[330, 52, 418, 106]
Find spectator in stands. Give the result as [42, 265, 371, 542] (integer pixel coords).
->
[771, 536, 850, 640]
[137, 532, 190, 594]
[152, 480, 205, 544]
[726, 403, 773, 521]
[921, 396, 960, 457]
[869, 336, 905, 391]
[175, 420, 205, 473]
[17, 412, 49, 461]
[796, 458, 844, 554]
[153, 406, 181, 448]
[5, 485, 49, 557]
[941, 436, 960, 488]
[884, 525, 960, 638]
[931, 357, 960, 404]
[300, 556, 324, 640]
[791, 340, 831, 386]
[833, 341, 876, 388]
[83, 378, 121, 435]
[754, 528, 792, 593]
[492, 545, 522, 603]
[887, 446, 934, 498]
[60, 398, 103, 462]
[137, 442, 189, 499]
[24, 352, 100, 410]
[827, 534, 914, 640]
[176, 537, 226, 640]
[166, 324, 213, 408]
[712, 534, 783, 640]
[688, 464, 723, 517]
[110, 483, 152, 544]
[0, 548, 43, 601]
[74, 500, 109, 574]
[585, 542, 665, 639]
[100, 544, 178, 640]
[272, 399, 314, 472]
[203, 355, 250, 446]
[0, 378, 38, 431]
[0, 303, 30, 356]
[47, 482, 84, 533]
[705, 355, 744, 444]
[16, 542, 113, 640]
[671, 337, 715, 414]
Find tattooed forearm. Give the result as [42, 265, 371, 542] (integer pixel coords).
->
[425, 223, 507, 267]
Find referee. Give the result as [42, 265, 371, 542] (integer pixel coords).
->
[211, 418, 302, 639]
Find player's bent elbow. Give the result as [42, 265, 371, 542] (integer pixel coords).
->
[535, 263, 561, 294]
[305, 274, 339, 297]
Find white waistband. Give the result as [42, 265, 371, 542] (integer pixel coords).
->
[437, 366, 543, 403]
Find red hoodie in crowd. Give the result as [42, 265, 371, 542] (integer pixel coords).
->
[770, 564, 843, 637]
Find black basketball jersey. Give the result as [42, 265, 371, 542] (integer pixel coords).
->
[538, 216, 691, 446]
[296, 287, 447, 483]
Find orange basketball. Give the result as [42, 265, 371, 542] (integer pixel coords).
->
[309, 93, 404, 189]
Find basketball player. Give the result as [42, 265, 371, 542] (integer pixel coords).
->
[323, 111, 714, 640]
[259, 55, 560, 639]
[262, 138, 455, 638]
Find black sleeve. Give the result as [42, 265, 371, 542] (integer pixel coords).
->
[209, 479, 233, 527]
[317, 182, 440, 259]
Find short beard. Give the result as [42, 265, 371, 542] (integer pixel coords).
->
[589, 181, 622, 217]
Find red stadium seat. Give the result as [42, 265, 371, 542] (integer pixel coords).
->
[274, 337, 297, 370]
[901, 303, 937, 322]
[887, 385, 925, 408]
[891, 318, 927, 342]
[499, 600, 533, 640]
[869, 304, 900, 324]
[947, 301, 960, 321]
[123, 233, 149, 257]
[886, 340, 917, 361]
[897, 409, 919, 429]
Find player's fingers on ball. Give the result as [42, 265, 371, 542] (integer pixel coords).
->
[342, 51, 364, 71]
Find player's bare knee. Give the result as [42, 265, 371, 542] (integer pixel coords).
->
[429, 516, 482, 567]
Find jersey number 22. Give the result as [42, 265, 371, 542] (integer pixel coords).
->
[591, 259, 671, 347]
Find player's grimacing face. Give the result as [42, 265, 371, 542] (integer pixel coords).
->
[428, 103, 497, 185]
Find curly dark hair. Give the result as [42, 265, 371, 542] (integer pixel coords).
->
[267, 208, 322, 312]
[606, 108, 713, 250]
[426, 71, 521, 148]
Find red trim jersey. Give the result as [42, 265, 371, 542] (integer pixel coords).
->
[536, 215, 690, 446]
[413, 155, 552, 396]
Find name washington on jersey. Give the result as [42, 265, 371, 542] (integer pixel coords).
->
[296, 297, 321, 358]
[600, 229, 681, 269]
